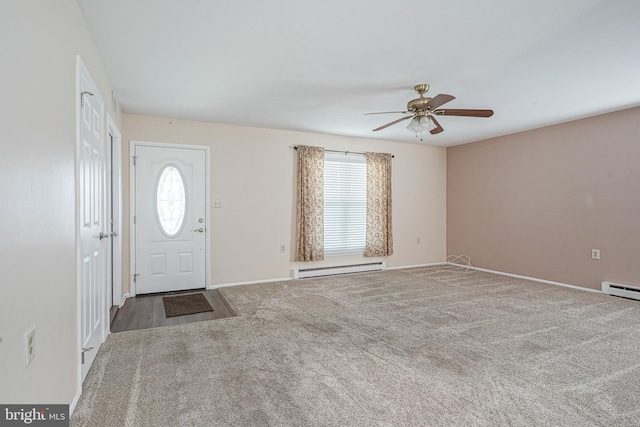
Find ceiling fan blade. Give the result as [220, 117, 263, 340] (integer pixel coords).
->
[373, 115, 413, 131]
[364, 111, 409, 115]
[426, 94, 455, 109]
[434, 109, 494, 117]
[430, 116, 444, 134]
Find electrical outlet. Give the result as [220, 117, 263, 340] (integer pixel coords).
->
[591, 249, 601, 260]
[280, 244, 286, 253]
[25, 327, 35, 366]
[213, 199, 222, 208]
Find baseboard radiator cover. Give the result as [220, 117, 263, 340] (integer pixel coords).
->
[602, 281, 640, 301]
[293, 261, 385, 279]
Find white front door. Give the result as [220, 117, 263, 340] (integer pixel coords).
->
[134, 145, 207, 294]
[77, 57, 105, 381]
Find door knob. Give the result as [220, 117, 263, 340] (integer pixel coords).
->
[99, 232, 110, 240]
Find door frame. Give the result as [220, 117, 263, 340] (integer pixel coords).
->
[106, 115, 123, 321]
[129, 140, 211, 296]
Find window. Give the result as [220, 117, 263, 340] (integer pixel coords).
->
[324, 152, 366, 255]
[155, 164, 187, 237]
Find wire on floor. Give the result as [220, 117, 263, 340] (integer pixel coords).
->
[434, 255, 472, 273]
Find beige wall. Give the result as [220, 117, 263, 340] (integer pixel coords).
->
[0, 1, 120, 405]
[122, 114, 447, 290]
[447, 106, 640, 290]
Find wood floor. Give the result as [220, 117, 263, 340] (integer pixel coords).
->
[111, 289, 236, 333]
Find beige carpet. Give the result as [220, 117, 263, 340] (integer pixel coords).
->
[71, 267, 640, 426]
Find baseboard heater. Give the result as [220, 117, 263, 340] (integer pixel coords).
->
[602, 281, 640, 301]
[293, 262, 385, 279]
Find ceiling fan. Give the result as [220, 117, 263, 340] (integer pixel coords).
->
[365, 84, 493, 139]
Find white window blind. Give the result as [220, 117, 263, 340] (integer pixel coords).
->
[324, 152, 366, 255]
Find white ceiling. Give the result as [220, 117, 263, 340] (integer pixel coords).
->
[77, 0, 640, 147]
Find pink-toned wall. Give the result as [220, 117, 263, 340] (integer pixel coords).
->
[447, 106, 640, 290]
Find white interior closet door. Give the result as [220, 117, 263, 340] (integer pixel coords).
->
[77, 57, 106, 381]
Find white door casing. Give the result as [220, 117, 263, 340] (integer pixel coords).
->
[107, 115, 123, 313]
[133, 144, 208, 294]
[77, 57, 106, 382]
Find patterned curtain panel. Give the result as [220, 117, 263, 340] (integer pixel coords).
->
[295, 145, 325, 261]
[364, 152, 393, 257]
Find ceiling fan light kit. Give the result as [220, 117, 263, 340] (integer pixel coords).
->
[406, 115, 434, 132]
[406, 115, 436, 140]
[365, 84, 494, 140]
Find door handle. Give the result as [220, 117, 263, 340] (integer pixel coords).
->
[193, 228, 205, 233]
[99, 232, 110, 240]
[111, 231, 118, 237]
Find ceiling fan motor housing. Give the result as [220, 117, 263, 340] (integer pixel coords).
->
[407, 97, 432, 112]
[407, 83, 431, 112]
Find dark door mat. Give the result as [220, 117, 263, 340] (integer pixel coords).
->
[111, 289, 237, 333]
[163, 293, 214, 317]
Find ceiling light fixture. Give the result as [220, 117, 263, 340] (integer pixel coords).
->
[366, 83, 494, 138]
[406, 115, 435, 140]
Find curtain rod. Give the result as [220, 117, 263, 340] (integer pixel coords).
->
[293, 146, 394, 158]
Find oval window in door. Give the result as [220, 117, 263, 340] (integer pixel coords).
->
[155, 164, 187, 237]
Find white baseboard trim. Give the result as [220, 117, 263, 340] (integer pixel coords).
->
[120, 292, 130, 307]
[206, 262, 600, 295]
[387, 262, 445, 270]
[448, 262, 601, 294]
[207, 277, 292, 289]
[70, 386, 82, 416]
[208, 263, 449, 289]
